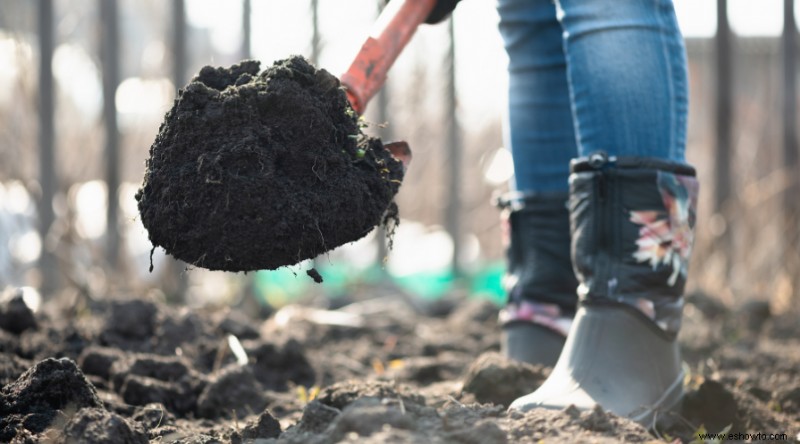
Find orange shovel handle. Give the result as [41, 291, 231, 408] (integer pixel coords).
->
[341, 0, 437, 115]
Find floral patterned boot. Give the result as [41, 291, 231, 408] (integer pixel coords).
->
[508, 152, 699, 429]
[495, 191, 579, 366]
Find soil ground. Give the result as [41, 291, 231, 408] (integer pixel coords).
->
[136, 57, 403, 272]
[0, 286, 798, 443]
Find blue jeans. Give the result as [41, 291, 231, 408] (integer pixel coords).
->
[498, 0, 688, 193]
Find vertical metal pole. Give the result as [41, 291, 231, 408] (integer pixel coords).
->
[375, 0, 391, 268]
[715, 0, 733, 214]
[782, 0, 799, 298]
[170, 0, 188, 301]
[173, 0, 187, 87]
[784, 0, 798, 197]
[101, 0, 120, 269]
[445, 16, 461, 277]
[311, 0, 321, 65]
[38, 0, 58, 294]
[375, 87, 391, 267]
[242, 0, 251, 60]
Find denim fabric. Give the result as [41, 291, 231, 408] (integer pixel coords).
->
[498, 0, 688, 193]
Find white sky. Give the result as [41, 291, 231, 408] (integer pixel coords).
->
[185, 0, 793, 57]
[1, 1, 792, 131]
[183, 0, 794, 116]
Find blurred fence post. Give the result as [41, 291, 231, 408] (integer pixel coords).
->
[375, 80, 391, 271]
[782, 0, 799, 298]
[242, 0, 251, 60]
[713, 0, 733, 285]
[374, 0, 392, 271]
[38, 0, 59, 295]
[715, 0, 733, 215]
[311, 0, 321, 65]
[173, 0, 187, 86]
[167, 0, 189, 302]
[445, 16, 462, 277]
[100, 0, 121, 269]
[784, 0, 798, 178]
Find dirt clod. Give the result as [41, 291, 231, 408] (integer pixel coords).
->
[79, 346, 124, 380]
[0, 358, 101, 440]
[110, 354, 206, 416]
[307, 268, 323, 284]
[60, 408, 148, 444]
[241, 409, 282, 440]
[196, 365, 267, 419]
[461, 352, 548, 407]
[443, 419, 507, 444]
[329, 397, 417, 441]
[681, 380, 739, 433]
[317, 380, 425, 411]
[101, 300, 158, 345]
[248, 339, 315, 390]
[131, 403, 173, 430]
[136, 56, 403, 272]
[0, 288, 37, 335]
[295, 401, 341, 434]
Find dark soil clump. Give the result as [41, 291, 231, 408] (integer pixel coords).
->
[136, 56, 403, 272]
[307, 268, 324, 283]
[0, 358, 101, 440]
[61, 408, 148, 444]
[681, 380, 739, 433]
[238, 410, 282, 441]
[461, 352, 548, 407]
[0, 288, 37, 335]
[196, 365, 267, 418]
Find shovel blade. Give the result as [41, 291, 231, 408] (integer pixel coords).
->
[384, 141, 412, 172]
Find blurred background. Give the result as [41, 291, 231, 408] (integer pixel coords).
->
[0, 0, 798, 314]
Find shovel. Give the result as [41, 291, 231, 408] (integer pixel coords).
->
[340, 0, 437, 169]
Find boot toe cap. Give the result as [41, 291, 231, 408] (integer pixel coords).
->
[508, 379, 596, 413]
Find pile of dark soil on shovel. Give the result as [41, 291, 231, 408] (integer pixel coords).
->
[136, 56, 403, 272]
[1, 287, 798, 443]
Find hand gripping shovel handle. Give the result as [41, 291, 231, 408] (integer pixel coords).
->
[341, 0, 437, 115]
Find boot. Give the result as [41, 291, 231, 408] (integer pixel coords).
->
[495, 191, 578, 367]
[508, 152, 699, 429]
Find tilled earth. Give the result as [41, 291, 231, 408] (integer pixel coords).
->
[0, 286, 798, 443]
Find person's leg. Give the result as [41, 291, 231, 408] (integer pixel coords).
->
[558, 0, 692, 334]
[509, 0, 697, 428]
[495, 0, 579, 366]
[499, 0, 579, 193]
[559, 0, 688, 162]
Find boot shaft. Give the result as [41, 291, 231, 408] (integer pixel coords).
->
[569, 152, 699, 334]
[496, 191, 578, 313]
